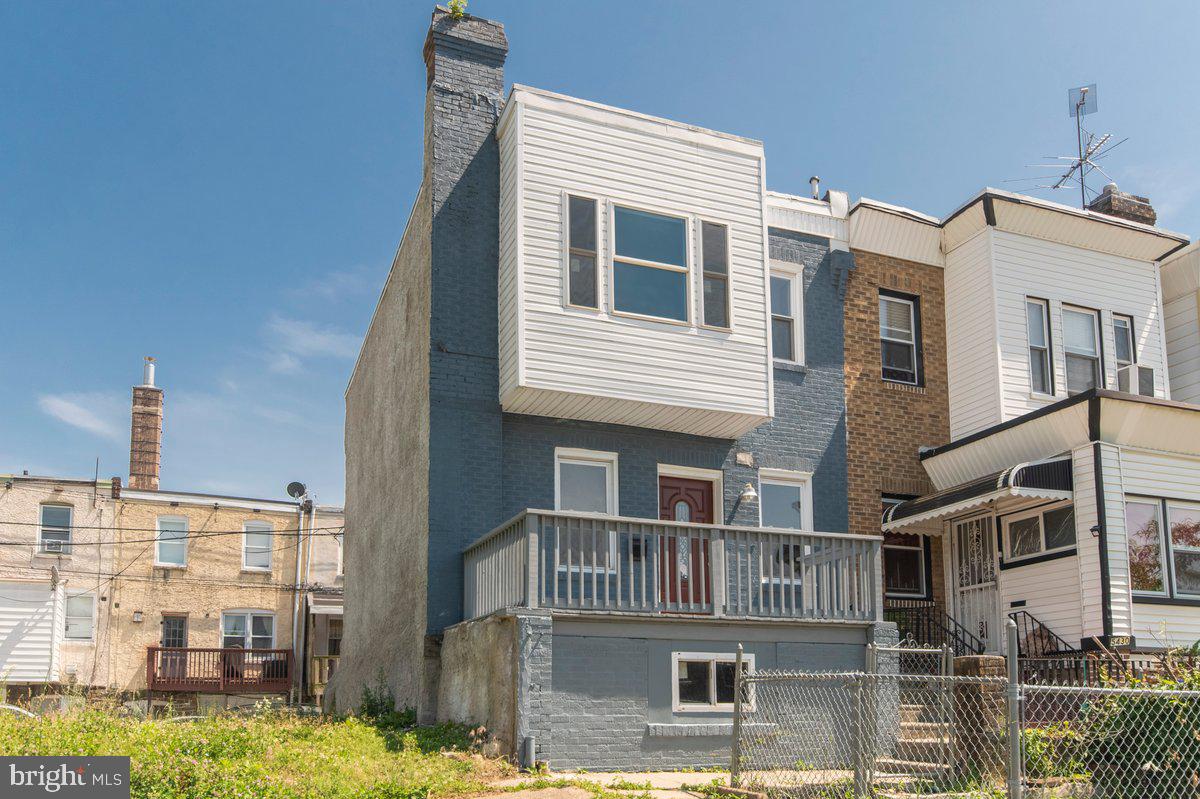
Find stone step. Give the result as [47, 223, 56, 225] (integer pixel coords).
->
[899, 721, 950, 738]
[875, 757, 951, 777]
[893, 737, 952, 762]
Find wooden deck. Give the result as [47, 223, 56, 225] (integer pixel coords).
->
[146, 647, 293, 694]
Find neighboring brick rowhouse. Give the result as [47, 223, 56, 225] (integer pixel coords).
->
[1086, 182, 1156, 227]
[844, 249, 950, 611]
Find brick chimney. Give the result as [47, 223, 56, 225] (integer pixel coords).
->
[1087, 182, 1157, 227]
[128, 356, 163, 491]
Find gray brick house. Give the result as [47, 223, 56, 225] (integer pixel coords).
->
[333, 7, 894, 770]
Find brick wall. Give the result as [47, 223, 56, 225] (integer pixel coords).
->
[844, 249, 950, 612]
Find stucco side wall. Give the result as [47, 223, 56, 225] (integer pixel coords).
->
[436, 614, 517, 753]
[334, 184, 432, 714]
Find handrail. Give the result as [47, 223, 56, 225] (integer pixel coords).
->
[1007, 610, 1079, 658]
[463, 508, 884, 553]
[884, 604, 985, 657]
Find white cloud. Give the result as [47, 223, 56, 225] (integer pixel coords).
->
[37, 393, 124, 441]
[268, 352, 303, 375]
[289, 267, 377, 302]
[266, 315, 360, 358]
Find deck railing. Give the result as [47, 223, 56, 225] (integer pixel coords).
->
[463, 510, 882, 622]
[146, 647, 293, 694]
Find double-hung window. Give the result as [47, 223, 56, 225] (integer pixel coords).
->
[879, 291, 920, 385]
[222, 611, 275, 650]
[611, 205, 689, 322]
[566, 195, 598, 309]
[243, 521, 273, 571]
[1113, 313, 1151, 394]
[672, 651, 754, 712]
[64, 595, 94, 641]
[1126, 499, 1167, 595]
[39, 505, 72, 555]
[554, 448, 618, 572]
[1002, 503, 1076, 563]
[156, 516, 188, 568]
[759, 470, 813, 581]
[700, 221, 730, 328]
[770, 263, 803, 364]
[882, 497, 927, 598]
[1062, 306, 1101, 395]
[1168, 503, 1200, 597]
[1026, 298, 1053, 395]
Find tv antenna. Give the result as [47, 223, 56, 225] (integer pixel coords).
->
[1004, 83, 1128, 209]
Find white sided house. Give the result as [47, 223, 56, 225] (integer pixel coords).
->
[880, 189, 1197, 656]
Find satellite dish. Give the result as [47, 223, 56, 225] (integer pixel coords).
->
[286, 481, 307, 499]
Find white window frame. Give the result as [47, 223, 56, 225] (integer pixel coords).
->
[220, 609, 276, 650]
[562, 191, 602, 312]
[671, 651, 755, 713]
[553, 447, 619, 573]
[1001, 501, 1076, 564]
[1026, 297, 1054, 397]
[64, 594, 95, 642]
[1113, 313, 1135, 370]
[757, 469, 814, 586]
[882, 498, 927, 599]
[38, 504, 73, 555]
[609, 201, 692, 326]
[1125, 496, 1169, 597]
[769, 260, 805, 365]
[757, 469, 814, 531]
[242, 520, 274, 572]
[880, 293, 918, 385]
[155, 515, 189, 568]
[1062, 305, 1102, 396]
[698, 219, 732, 331]
[1166, 501, 1200, 599]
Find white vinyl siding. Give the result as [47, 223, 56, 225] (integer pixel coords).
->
[944, 229, 1000, 439]
[496, 88, 771, 439]
[1071, 443, 1133, 641]
[1164, 291, 1200, 404]
[992, 230, 1166, 421]
[999, 554, 1083, 649]
[0, 582, 60, 682]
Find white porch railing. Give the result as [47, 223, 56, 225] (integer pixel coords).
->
[463, 510, 882, 623]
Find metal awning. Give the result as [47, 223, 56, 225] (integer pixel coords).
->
[882, 458, 1073, 532]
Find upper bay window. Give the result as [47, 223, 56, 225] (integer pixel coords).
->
[566, 195, 598, 309]
[1062, 306, 1101, 395]
[880, 290, 921, 385]
[612, 205, 689, 323]
[39, 504, 72, 555]
[700, 221, 730, 329]
[1026, 298, 1053, 395]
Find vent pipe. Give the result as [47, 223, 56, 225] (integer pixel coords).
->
[809, 176, 821, 200]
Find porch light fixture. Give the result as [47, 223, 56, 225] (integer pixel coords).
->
[739, 482, 758, 503]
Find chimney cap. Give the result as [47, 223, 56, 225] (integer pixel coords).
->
[141, 356, 157, 388]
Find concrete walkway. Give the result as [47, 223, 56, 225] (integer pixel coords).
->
[487, 770, 731, 799]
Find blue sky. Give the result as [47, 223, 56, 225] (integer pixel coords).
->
[3, 1, 1196, 504]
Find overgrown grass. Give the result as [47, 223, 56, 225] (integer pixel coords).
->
[0, 708, 509, 799]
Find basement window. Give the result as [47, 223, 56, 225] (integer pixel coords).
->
[612, 205, 689, 323]
[672, 651, 754, 713]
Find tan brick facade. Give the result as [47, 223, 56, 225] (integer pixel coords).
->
[845, 249, 951, 613]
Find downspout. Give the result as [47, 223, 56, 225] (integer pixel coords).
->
[290, 498, 307, 703]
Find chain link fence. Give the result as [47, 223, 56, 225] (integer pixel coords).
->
[731, 628, 1200, 798]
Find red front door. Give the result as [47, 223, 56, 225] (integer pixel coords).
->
[658, 476, 714, 608]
